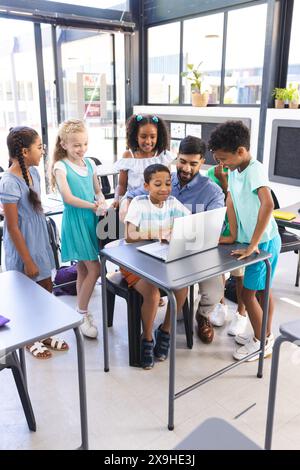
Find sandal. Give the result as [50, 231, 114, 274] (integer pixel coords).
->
[26, 341, 52, 359]
[42, 337, 69, 351]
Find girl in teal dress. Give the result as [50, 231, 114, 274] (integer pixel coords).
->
[52, 119, 106, 339]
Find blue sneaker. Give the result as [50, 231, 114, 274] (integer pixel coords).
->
[140, 338, 154, 369]
[154, 325, 170, 361]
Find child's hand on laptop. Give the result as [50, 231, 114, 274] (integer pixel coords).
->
[159, 229, 171, 243]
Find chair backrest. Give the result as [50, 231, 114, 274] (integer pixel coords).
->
[270, 189, 280, 210]
[88, 157, 111, 195]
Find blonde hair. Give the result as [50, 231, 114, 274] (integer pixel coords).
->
[50, 119, 87, 189]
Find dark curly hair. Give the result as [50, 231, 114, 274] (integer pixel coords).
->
[126, 114, 169, 154]
[208, 120, 250, 153]
[7, 126, 42, 212]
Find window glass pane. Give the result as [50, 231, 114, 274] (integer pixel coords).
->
[44, 0, 129, 10]
[56, 29, 115, 165]
[224, 4, 267, 104]
[183, 13, 223, 104]
[0, 18, 41, 171]
[287, 0, 300, 96]
[148, 23, 180, 104]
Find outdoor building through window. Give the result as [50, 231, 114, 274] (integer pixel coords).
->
[287, 0, 300, 94]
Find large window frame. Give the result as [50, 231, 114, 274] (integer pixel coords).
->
[146, 0, 270, 107]
[0, 0, 133, 191]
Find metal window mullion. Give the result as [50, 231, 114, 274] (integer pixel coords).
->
[178, 20, 184, 105]
[111, 33, 118, 162]
[219, 11, 227, 105]
[34, 22, 50, 193]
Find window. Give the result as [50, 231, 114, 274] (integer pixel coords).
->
[0, 18, 41, 170]
[182, 13, 224, 104]
[148, 22, 180, 104]
[287, 0, 300, 93]
[45, 0, 129, 9]
[224, 4, 267, 105]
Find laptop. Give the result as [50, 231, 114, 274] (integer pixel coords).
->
[137, 206, 227, 262]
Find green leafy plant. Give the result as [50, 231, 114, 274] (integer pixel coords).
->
[285, 83, 299, 103]
[272, 87, 288, 101]
[181, 62, 205, 93]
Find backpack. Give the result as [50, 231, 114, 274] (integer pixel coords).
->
[224, 276, 237, 303]
[53, 264, 77, 296]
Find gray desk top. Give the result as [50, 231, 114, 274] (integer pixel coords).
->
[274, 202, 300, 230]
[175, 417, 261, 450]
[101, 240, 271, 291]
[0, 271, 82, 355]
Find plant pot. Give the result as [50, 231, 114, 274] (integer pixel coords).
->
[192, 91, 209, 107]
[289, 101, 299, 109]
[274, 99, 285, 109]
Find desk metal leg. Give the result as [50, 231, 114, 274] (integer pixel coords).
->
[257, 259, 271, 378]
[168, 290, 178, 431]
[74, 327, 88, 450]
[101, 255, 109, 372]
[264, 336, 286, 450]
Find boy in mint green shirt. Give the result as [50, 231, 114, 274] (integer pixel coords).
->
[207, 163, 247, 336]
[209, 120, 281, 362]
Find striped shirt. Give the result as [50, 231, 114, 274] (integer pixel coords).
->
[125, 195, 190, 239]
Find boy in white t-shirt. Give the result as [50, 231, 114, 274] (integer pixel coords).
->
[123, 163, 189, 369]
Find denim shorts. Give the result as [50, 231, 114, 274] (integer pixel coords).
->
[243, 234, 281, 291]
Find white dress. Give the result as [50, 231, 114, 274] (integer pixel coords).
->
[113, 149, 175, 191]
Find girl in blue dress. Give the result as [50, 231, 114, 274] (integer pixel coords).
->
[52, 119, 106, 339]
[0, 126, 68, 358]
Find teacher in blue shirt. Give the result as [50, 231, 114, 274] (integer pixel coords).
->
[123, 135, 225, 344]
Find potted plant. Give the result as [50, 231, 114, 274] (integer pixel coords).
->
[286, 83, 299, 109]
[272, 88, 288, 108]
[181, 62, 209, 107]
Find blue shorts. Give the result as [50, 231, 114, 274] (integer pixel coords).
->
[243, 234, 281, 291]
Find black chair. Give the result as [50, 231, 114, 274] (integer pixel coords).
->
[106, 271, 194, 367]
[271, 190, 300, 287]
[0, 351, 36, 431]
[88, 157, 112, 197]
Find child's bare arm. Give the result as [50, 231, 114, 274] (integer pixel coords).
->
[3, 203, 39, 278]
[55, 169, 98, 212]
[125, 222, 151, 243]
[113, 170, 128, 208]
[219, 192, 237, 244]
[232, 186, 274, 260]
[215, 163, 228, 195]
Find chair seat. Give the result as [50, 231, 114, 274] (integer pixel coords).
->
[279, 229, 300, 253]
[279, 319, 300, 342]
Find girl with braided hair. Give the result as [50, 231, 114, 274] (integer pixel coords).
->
[0, 126, 69, 359]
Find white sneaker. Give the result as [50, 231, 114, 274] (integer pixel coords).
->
[80, 313, 98, 339]
[227, 312, 248, 336]
[233, 335, 273, 362]
[235, 332, 252, 345]
[210, 303, 228, 327]
[235, 331, 274, 346]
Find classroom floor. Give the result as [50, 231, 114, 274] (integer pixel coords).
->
[1, 250, 300, 450]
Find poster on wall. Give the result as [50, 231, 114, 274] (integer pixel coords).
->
[170, 122, 185, 139]
[186, 123, 202, 138]
[170, 139, 181, 155]
[77, 72, 106, 119]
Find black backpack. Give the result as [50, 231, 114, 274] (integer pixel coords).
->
[224, 276, 238, 303]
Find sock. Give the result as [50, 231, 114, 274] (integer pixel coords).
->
[77, 308, 88, 315]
